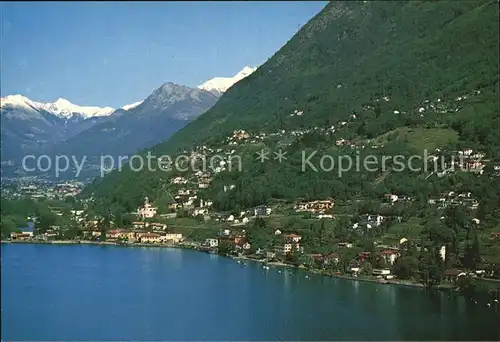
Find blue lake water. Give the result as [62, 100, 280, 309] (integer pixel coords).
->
[2, 243, 499, 340]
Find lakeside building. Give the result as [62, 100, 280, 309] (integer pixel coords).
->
[275, 234, 302, 256]
[204, 238, 219, 248]
[10, 222, 35, 240]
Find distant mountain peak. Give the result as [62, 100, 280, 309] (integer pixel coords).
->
[2, 94, 30, 103]
[54, 97, 71, 105]
[1, 94, 38, 111]
[197, 66, 257, 95]
[0, 94, 115, 119]
[159, 82, 182, 91]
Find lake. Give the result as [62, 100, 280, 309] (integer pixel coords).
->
[1, 243, 499, 340]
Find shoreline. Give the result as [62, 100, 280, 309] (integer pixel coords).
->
[1, 239, 196, 249]
[0, 239, 466, 291]
[228, 253, 434, 289]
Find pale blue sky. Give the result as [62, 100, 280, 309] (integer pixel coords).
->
[1, 1, 327, 108]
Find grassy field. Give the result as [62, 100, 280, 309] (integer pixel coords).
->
[369, 127, 459, 152]
[387, 217, 425, 238]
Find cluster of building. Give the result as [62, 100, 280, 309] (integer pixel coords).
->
[209, 205, 272, 225]
[294, 200, 334, 214]
[227, 130, 251, 145]
[352, 214, 387, 231]
[53, 183, 82, 197]
[203, 229, 304, 259]
[87, 229, 184, 244]
[427, 191, 479, 210]
[134, 186, 275, 227]
[2, 181, 84, 201]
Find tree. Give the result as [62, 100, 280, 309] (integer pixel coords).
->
[286, 247, 301, 266]
[361, 261, 373, 275]
[319, 220, 327, 245]
[418, 248, 444, 288]
[35, 208, 58, 234]
[0, 217, 17, 238]
[423, 220, 455, 246]
[334, 216, 350, 241]
[98, 210, 112, 242]
[253, 217, 266, 229]
[65, 222, 83, 240]
[463, 233, 481, 270]
[393, 256, 418, 279]
[374, 103, 382, 118]
[338, 247, 362, 273]
[361, 238, 375, 253]
[217, 239, 232, 256]
[299, 254, 316, 269]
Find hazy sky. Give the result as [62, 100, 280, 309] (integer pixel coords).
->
[1, 1, 327, 108]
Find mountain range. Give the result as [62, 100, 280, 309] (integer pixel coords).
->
[1, 66, 256, 177]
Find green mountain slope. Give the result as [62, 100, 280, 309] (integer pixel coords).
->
[85, 0, 499, 220]
[154, 0, 498, 155]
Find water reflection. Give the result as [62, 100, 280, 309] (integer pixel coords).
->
[160, 247, 183, 270]
[353, 279, 359, 294]
[380, 283, 396, 307]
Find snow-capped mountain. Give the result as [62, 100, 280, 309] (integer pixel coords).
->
[198, 66, 257, 95]
[1, 67, 249, 178]
[49, 82, 219, 164]
[0, 94, 115, 120]
[121, 100, 143, 111]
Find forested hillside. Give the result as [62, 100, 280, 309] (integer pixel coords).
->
[154, 0, 498, 155]
[86, 0, 499, 207]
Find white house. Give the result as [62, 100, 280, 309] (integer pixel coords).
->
[439, 245, 446, 261]
[372, 269, 391, 276]
[164, 233, 184, 243]
[253, 206, 272, 217]
[205, 238, 218, 248]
